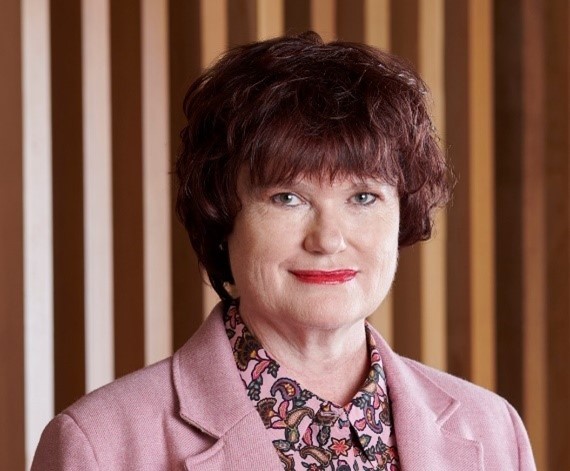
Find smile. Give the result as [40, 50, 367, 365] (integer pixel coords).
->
[290, 269, 357, 284]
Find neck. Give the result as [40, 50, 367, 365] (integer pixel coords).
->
[239, 308, 370, 406]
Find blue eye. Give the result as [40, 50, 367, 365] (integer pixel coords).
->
[271, 192, 303, 206]
[351, 193, 377, 205]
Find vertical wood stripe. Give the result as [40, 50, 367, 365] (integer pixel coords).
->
[111, 0, 145, 379]
[21, 0, 54, 464]
[544, 1, 570, 468]
[494, 0, 525, 415]
[363, 0, 393, 345]
[201, 0, 228, 68]
[521, 1, 547, 467]
[419, 0, 446, 371]
[82, 0, 115, 392]
[468, 0, 495, 392]
[228, 0, 258, 47]
[257, 0, 284, 40]
[141, 0, 173, 365]
[336, 0, 365, 42]
[0, 1, 24, 468]
[2, 1, 568, 466]
[390, 0, 422, 363]
[311, 0, 335, 42]
[200, 0, 228, 319]
[169, 0, 203, 351]
[51, 0, 86, 414]
[445, 0, 472, 382]
[285, 0, 310, 35]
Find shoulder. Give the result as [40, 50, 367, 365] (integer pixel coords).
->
[402, 356, 502, 403]
[400, 355, 516, 421]
[65, 357, 175, 424]
[32, 356, 214, 470]
[398, 356, 535, 468]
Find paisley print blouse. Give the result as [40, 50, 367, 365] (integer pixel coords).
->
[224, 305, 400, 471]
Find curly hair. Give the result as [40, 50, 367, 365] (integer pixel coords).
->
[176, 31, 452, 302]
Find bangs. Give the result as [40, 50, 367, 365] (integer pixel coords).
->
[242, 112, 403, 189]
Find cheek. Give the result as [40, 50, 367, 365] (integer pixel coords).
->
[228, 222, 283, 288]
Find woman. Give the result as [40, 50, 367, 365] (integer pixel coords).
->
[33, 32, 535, 470]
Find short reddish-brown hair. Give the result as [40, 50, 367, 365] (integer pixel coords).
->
[176, 31, 452, 302]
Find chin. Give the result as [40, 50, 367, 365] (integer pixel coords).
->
[293, 300, 370, 330]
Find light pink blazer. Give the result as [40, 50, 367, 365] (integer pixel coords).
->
[33, 304, 535, 470]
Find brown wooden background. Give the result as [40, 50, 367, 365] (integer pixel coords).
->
[1, 0, 568, 469]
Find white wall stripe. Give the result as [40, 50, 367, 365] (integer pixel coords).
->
[82, 0, 115, 392]
[141, 0, 172, 365]
[22, 0, 54, 465]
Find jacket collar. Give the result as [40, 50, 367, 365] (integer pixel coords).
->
[371, 328, 483, 470]
[173, 303, 252, 439]
[172, 303, 282, 470]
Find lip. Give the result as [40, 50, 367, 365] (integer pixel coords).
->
[290, 269, 357, 285]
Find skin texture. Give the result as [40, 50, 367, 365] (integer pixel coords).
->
[227, 172, 400, 405]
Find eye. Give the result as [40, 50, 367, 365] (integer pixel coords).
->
[351, 192, 378, 205]
[270, 192, 303, 206]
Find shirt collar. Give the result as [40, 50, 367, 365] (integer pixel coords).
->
[224, 304, 399, 468]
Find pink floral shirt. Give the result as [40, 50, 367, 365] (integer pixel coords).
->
[224, 304, 400, 471]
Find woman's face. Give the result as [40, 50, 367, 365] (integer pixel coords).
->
[227, 172, 400, 332]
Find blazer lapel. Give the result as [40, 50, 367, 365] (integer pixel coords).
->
[172, 307, 483, 470]
[173, 304, 282, 471]
[182, 411, 283, 471]
[371, 329, 484, 471]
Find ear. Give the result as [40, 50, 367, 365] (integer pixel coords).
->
[223, 281, 240, 299]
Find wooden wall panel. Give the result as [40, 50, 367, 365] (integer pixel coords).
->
[200, 0, 228, 318]
[51, 0, 86, 413]
[384, 1, 447, 371]
[141, 0, 173, 365]
[110, 0, 145, 379]
[82, 0, 115, 392]
[494, 6, 551, 465]
[22, 0, 55, 463]
[336, 0, 365, 42]
[521, 1, 547, 468]
[492, 0, 552, 466]
[445, 0, 472, 382]
[544, 1, 570, 468]
[201, 0, 228, 67]
[418, 0, 447, 371]
[363, 0, 393, 345]
[445, 0, 495, 391]
[0, 2, 24, 469]
[468, 0, 495, 392]
[311, 0, 336, 41]
[169, 0, 204, 350]
[364, 0, 390, 52]
[285, 0, 311, 34]
[390, 1, 422, 362]
[228, 0, 258, 47]
[257, 0, 284, 40]
[494, 0, 528, 425]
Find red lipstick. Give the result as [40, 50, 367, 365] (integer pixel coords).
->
[290, 269, 357, 284]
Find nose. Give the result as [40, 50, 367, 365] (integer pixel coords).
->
[303, 211, 347, 255]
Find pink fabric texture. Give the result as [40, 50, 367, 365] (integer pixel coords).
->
[32, 303, 536, 470]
